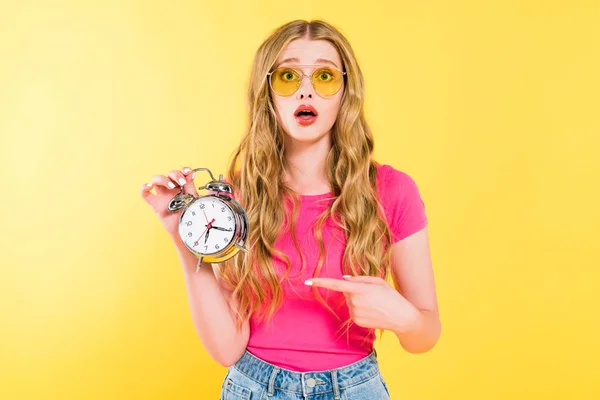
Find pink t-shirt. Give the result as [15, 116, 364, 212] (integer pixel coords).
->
[223, 163, 427, 372]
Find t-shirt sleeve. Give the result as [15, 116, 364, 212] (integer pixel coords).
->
[381, 165, 428, 243]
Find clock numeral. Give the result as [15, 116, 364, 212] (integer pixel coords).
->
[204, 245, 208, 251]
[186, 221, 192, 226]
[191, 211, 196, 216]
[200, 204, 205, 209]
[224, 238, 228, 242]
[187, 232, 192, 237]
[227, 216, 232, 221]
[212, 203, 215, 208]
[221, 207, 226, 212]
[215, 244, 220, 250]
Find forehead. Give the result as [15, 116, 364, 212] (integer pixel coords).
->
[276, 39, 342, 69]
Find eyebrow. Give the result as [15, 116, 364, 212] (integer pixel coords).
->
[276, 57, 340, 69]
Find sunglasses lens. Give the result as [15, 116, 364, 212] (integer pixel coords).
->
[270, 68, 301, 96]
[269, 67, 345, 97]
[312, 67, 343, 97]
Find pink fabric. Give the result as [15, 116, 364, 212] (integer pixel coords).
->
[222, 163, 427, 371]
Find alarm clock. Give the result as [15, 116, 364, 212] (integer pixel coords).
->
[168, 167, 249, 272]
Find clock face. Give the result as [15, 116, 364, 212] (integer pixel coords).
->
[179, 196, 236, 255]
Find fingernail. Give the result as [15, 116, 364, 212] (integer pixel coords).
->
[178, 178, 186, 186]
[182, 168, 191, 174]
[342, 275, 351, 279]
[168, 182, 176, 189]
[145, 183, 152, 188]
[304, 280, 313, 286]
[191, 171, 196, 179]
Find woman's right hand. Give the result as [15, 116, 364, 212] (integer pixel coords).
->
[140, 167, 199, 240]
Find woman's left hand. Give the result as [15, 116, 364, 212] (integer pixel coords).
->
[305, 275, 422, 333]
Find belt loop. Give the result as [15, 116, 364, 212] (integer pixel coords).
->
[301, 373, 306, 398]
[373, 347, 378, 358]
[331, 369, 341, 400]
[267, 366, 279, 396]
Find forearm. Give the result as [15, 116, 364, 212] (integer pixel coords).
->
[393, 309, 441, 354]
[174, 240, 249, 366]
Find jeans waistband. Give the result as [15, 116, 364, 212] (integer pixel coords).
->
[232, 349, 381, 398]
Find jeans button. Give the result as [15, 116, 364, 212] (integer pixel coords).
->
[306, 378, 316, 388]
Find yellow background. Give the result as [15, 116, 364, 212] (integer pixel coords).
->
[1, 0, 599, 399]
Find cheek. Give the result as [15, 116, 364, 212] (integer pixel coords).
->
[321, 96, 343, 124]
[273, 97, 292, 124]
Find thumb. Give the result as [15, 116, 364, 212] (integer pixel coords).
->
[342, 275, 384, 284]
[181, 168, 199, 196]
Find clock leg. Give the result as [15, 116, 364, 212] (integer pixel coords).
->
[235, 243, 250, 253]
[196, 257, 203, 273]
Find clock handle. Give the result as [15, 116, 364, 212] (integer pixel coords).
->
[191, 167, 216, 181]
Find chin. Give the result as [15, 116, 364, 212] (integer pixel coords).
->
[284, 123, 332, 143]
[286, 130, 329, 143]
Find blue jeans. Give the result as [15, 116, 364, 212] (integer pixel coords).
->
[219, 349, 391, 399]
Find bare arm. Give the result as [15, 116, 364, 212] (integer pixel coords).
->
[389, 226, 441, 353]
[174, 239, 250, 366]
[141, 167, 249, 366]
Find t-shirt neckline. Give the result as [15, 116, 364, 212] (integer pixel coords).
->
[299, 191, 335, 202]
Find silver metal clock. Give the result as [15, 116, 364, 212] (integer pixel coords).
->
[168, 168, 249, 272]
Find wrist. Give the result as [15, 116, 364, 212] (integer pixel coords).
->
[171, 234, 185, 249]
[392, 305, 423, 335]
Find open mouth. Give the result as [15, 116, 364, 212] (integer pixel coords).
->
[294, 105, 319, 126]
[296, 110, 316, 117]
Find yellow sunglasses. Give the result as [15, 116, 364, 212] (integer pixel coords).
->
[267, 64, 347, 98]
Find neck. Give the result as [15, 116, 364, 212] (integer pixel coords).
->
[283, 132, 332, 195]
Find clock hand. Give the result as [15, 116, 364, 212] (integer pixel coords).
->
[205, 228, 210, 244]
[193, 218, 215, 247]
[193, 226, 209, 247]
[210, 226, 233, 232]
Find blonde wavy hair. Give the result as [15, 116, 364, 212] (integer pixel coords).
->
[217, 19, 395, 341]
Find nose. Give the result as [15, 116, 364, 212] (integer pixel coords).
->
[295, 74, 314, 99]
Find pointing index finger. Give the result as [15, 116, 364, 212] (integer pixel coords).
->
[305, 277, 361, 293]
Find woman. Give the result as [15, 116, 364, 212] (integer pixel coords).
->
[141, 19, 441, 400]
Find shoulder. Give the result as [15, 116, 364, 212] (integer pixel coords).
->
[375, 163, 421, 199]
[375, 163, 428, 242]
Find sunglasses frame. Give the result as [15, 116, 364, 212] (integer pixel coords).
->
[266, 64, 347, 98]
